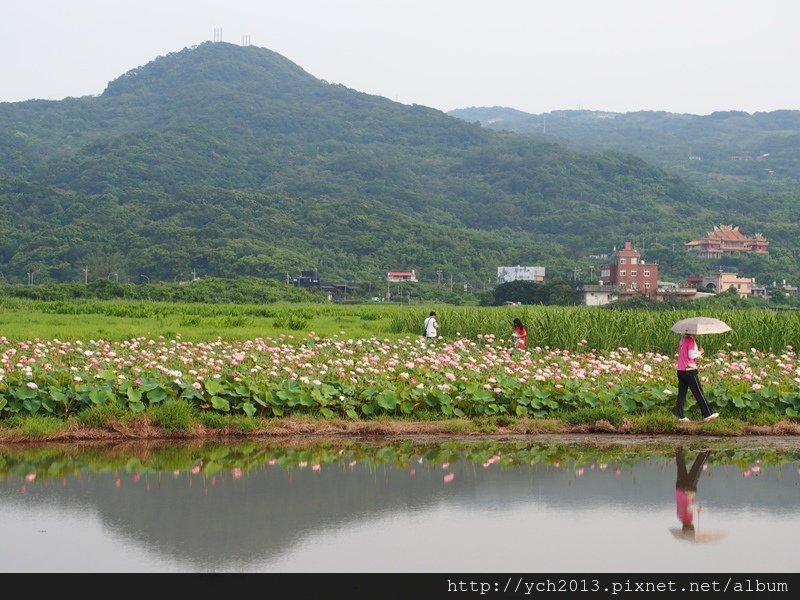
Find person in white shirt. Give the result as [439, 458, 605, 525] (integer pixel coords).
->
[423, 311, 438, 338]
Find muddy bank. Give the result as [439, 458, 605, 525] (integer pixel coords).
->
[2, 416, 800, 445]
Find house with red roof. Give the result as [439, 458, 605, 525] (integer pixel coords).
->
[387, 270, 417, 283]
[685, 225, 768, 258]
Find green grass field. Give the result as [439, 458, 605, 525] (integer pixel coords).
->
[1, 297, 798, 355]
[0, 299, 408, 342]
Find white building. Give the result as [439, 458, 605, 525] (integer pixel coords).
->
[578, 284, 619, 306]
[497, 265, 545, 284]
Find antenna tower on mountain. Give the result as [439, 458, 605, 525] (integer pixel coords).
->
[213, 27, 223, 42]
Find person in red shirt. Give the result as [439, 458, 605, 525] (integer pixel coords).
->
[512, 318, 527, 350]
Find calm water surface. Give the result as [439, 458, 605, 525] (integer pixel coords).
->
[1, 435, 798, 573]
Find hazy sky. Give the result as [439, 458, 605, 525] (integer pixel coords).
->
[3, 0, 799, 115]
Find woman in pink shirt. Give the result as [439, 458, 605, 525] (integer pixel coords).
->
[673, 333, 719, 421]
[675, 446, 710, 534]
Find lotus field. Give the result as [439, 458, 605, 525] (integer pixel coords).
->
[1, 331, 799, 421]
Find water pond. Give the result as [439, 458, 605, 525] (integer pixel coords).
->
[1, 434, 798, 573]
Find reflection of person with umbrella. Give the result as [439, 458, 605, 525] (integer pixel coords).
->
[670, 447, 726, 543]
[671, 317, 728, 422]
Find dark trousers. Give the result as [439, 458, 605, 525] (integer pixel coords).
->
[676, 447, 710, 492]
[675, 369, 712, 418]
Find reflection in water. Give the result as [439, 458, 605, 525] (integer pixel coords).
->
[0, 437, 798, 572]
[670, 447, 726, 543]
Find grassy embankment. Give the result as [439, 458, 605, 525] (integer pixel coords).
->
[1, 300, 799, 440]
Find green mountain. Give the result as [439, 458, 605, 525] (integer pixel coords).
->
[0, 42, 795, 290]
[448, 106, 800, 189]
[449, 107, 800, 281]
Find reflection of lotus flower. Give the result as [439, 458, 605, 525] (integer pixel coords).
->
[312, 464, 321, 472]
[443, 473, 455, 483]
[232, 468, 242, 479]
[25, 472, 36, 482]
[114, 478, 121, 488]
[409, 469, 416, 476]
[441, 462, 450, 470]
[191, 465, 201, 474]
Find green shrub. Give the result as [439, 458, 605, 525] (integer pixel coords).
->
[561, 405, 629, 426]
[748, 411, 782, 426]
[198, 411, 229, 429]
[7, 414, 66, 437]
[629, 412, 680, 433]
[228, 415, 261, 433]
[75, 405, 125, 429]
[148, 399, 196, 432]
[700, 416, 741, 435]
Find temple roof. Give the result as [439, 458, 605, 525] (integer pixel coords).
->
[704, 224, 748, 241]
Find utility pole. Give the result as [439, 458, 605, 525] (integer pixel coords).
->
[450, 272, 453, 291]
[436, 269, 442, 286]
[84, 265, 88, 284]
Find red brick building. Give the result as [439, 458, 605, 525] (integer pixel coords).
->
[599, 241, 659, 299]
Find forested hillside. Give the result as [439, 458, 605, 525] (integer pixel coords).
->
[0, 42, 796, 291]
[449, 107, 800, 285]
